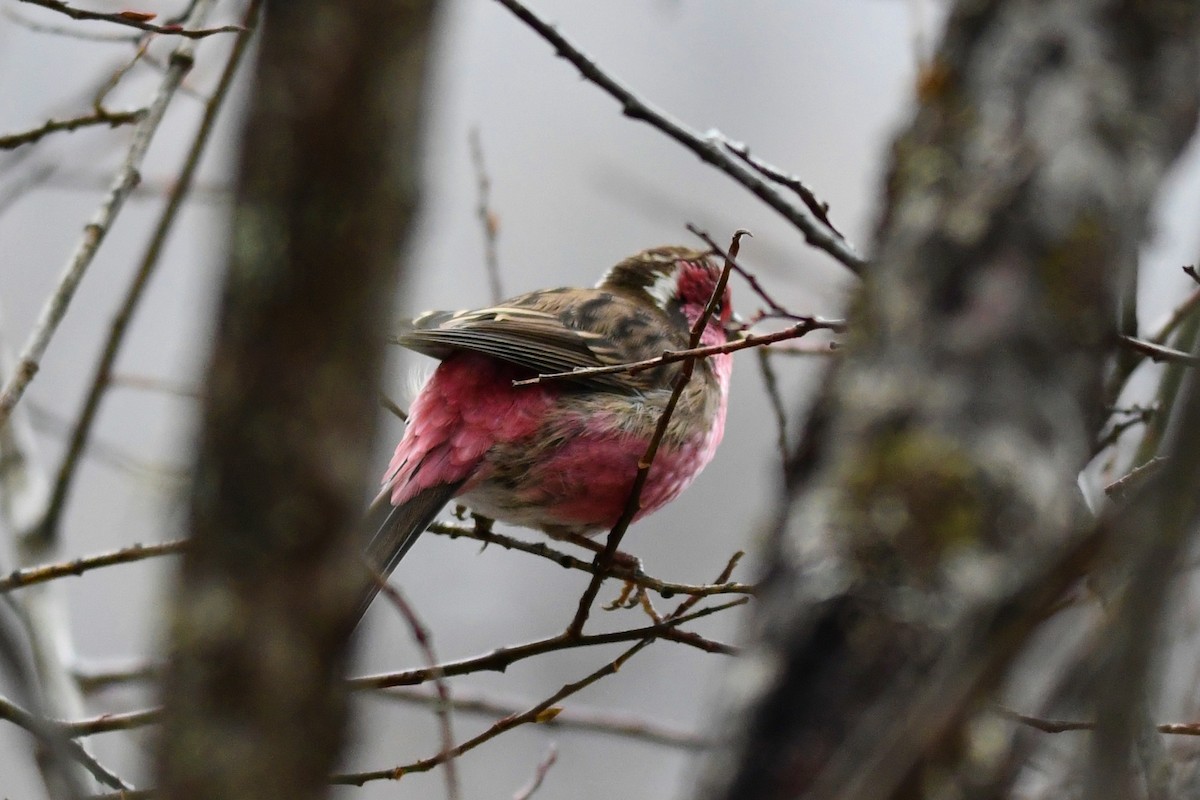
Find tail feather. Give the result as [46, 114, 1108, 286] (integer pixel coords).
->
[357, 482, 461, 622]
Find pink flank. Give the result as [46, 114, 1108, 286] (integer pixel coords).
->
[516, 349, 731, 530]
[384, 354, 556, 506]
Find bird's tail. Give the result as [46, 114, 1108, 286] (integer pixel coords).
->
[356, 483, 461, 622]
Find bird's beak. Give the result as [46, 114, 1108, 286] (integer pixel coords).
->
[725, 311, 748, 339]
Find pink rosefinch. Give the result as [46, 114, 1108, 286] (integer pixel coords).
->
[361, 246, 733, 614]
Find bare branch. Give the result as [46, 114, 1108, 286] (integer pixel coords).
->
[0, 694, 133, 791]
[0, 108, 146, 150]
[1119, 334, 1200, 366]
[373, 578, 462, 800]
[512, 745, 557, 800]
[352, 598, 745, 692]
[0, 0, 213, 441]
[0, 540, 187, 593]
[16, 0, 243, 38]
[39, 0, 260, 546]
[491, 0, 866, 274]
[512, 318, 843, 387]
[469, 127, 503, 303]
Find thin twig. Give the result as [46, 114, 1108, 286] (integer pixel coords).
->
[0, 108, 146, 150]
[336, 636, 662, 786]
[374, 577, 462, 800]
[107, 373, 201, 398]
[1104, 456, 1167, 499]
[430, 520, 753, 596]
[757, 347, 790, 468]
[0, 694, 133, 790]
[1119, 334, 1200, 366]
[764, 342, 839, 356]
[341, 576, 747, 791]
[351, 598, 745, 691]
[378, 686, 710, 750]
[60, 706, 161, 737]
[16, 0, 242, 38]
[999, 707, 1200, 738]
[512, 744, 557, 800]
[56, 686, 712, 749]
[491, 0, 865, 274]
[2, 5, 140, 41]
[380, 392, 409, 422]
[39, 0, 261, 544]
[1148, 286, 1200, 347]
[0, 0, 215, 444]
[1093, 404, 1157, 456]
[0, 524, 753, 601]
[0, 540, 188, 593]
[712, 135, 843, 236]
[73, 661, 161, 693]
[687, 224, 810, 322]
[92, 36, 152, 110]
[512, 318, 843, 387]
[469, 127, 503, 302]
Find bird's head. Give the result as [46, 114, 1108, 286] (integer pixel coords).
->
[598, 246, 733, 337]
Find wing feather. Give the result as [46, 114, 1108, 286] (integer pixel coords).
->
[392, 288, 686, 391]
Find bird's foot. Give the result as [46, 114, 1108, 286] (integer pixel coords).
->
[603, 580, 654, 613]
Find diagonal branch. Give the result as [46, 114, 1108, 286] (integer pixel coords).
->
[16, 0, 242, 38]
[491, 0, 866, 274]
[0, 107, 146, 150]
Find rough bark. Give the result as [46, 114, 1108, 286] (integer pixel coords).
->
[695, 2, 1200, 799]
[155, 2, 439, 799]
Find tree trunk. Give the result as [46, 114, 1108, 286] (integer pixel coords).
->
[155, 2, 439, 798]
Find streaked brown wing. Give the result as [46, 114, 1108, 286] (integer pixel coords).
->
[393, 297, 642, 390]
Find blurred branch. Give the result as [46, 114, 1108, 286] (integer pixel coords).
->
[0, 107, 146, 150]
[1104, 271, 1200, 403]
[51, 683, 712, 748]
[756, 348, 789, 468]
[1083, 331, 1200, 799]
[374, 578, 461, 800]
[694, 1, 1200, 798]
[0, 540, 187, 593]
[378, 685, 710, 750]
[492, 0, 866, 274]
[153, 1, 441, 798]
[512, 745, 557, 800]
[468, 127, 503, 303]
[38, 0, 261, 547]
[15, 0, 242, 38]
[0, 0, 214, 442]
[2, 5, 139, 41]
[1119, 334, 1200, 366]
[0, 694, 131, 791]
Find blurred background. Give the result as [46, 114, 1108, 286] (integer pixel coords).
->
[2, 0, 1199, 797]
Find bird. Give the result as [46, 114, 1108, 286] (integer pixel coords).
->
[359, 245, 734, 617]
